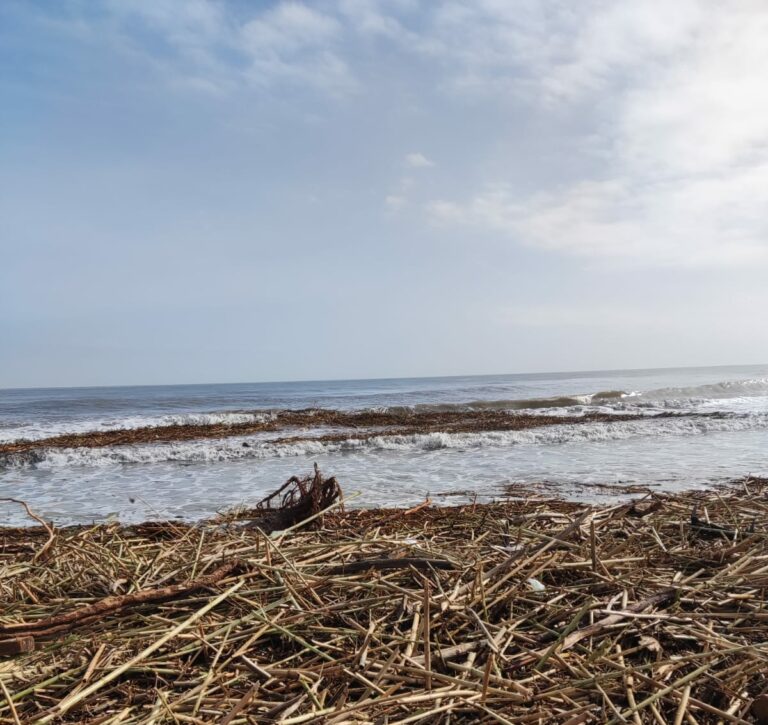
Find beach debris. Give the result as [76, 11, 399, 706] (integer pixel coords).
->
[752, 694, 768, 724]
[325, 556, 457, 575]
[1, 476, 767, 723]
[0, 636, 34, 656]
[0, 407, 705, 459]
[0, 497, 55, 561]
[626, 499, 663, 517]
[243, 464, 342, 532]
[404, 497, 433, 515]
[0, 560, 241, 640]
[690, 503, 742, 539]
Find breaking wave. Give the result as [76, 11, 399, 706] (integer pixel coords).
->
[381, 377, 768, 415]
[3, 412, 766, 470]
[639, 377, 768, 402]
[388, 390, 631, 414]
[3, 377, 767, 446]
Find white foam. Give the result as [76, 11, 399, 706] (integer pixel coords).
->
[5, 377, 768, 446]
[4, 413, 765, 470]
[641, 377, 768, 401]
[378, 378, 768, 416]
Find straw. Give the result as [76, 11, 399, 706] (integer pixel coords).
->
[1, 473, 767, 722]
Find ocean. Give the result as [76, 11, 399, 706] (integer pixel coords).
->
[1, 364, 767, 526]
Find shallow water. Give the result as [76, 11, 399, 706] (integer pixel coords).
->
[2, 364, 768, 525]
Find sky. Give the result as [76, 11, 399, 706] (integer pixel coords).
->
[2, 0, 768, 388]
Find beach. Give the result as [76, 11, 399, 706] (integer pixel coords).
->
[1, 474, 767, 723]
[7, 1, 768, 720]
[2, 366, 768, 721]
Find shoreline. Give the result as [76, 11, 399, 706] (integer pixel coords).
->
[1, 476, 766, 722]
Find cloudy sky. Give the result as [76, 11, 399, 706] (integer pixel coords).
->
[2, 0, 768, 387]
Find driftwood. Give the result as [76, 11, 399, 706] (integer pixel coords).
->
[538, 587, 676, 652]
[0, 498, 55, 562]
[326, 557, 457, 575]
[690, 505, 750, 539]
[242, 465, 342, 532]
[1, 469, 341, 643]
[0, 636, 34, 657]
[0, 561, 240, 639]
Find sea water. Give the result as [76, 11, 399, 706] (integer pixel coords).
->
[1, 364, 767, 525]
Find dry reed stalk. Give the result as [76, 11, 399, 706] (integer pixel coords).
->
[1, 474, 768, 722]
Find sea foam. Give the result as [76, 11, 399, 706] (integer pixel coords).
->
[3, 413, 765, 470]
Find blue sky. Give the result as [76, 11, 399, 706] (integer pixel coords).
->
[2, 1, 768, 387]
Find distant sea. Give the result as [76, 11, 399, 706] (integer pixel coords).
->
[2, 365, 768, 525]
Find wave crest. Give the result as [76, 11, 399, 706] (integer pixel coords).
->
[379, 377, 768, 414]
[2, 413, 765, 470]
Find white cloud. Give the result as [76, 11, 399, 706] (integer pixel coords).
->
[336, 0, 411, 40]
[533, 0, 703, 101]
[37, 1, 768, 269]
[104, 0, 226, 43]
[425, 1, 768, 268]
[384, 194, 406, 210]
[405, 152, 434, 168]
[241, 3, 340, 53]
[431, 172, 768, 267]
[90, 1, 356, 94]
[239, 3, 355, 93]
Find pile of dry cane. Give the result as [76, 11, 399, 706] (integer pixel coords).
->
[1, 471, 768, 723]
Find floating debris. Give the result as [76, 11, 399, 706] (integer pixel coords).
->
[1, 408, 707, 459]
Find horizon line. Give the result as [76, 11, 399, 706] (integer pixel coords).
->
[2, 361, 767, 393]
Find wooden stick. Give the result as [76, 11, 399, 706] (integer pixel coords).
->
[0, 637, 34, 657]
[0, 561, 240, 636]
[326, 558, 457, 575]
[36, 580, 243, 724]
